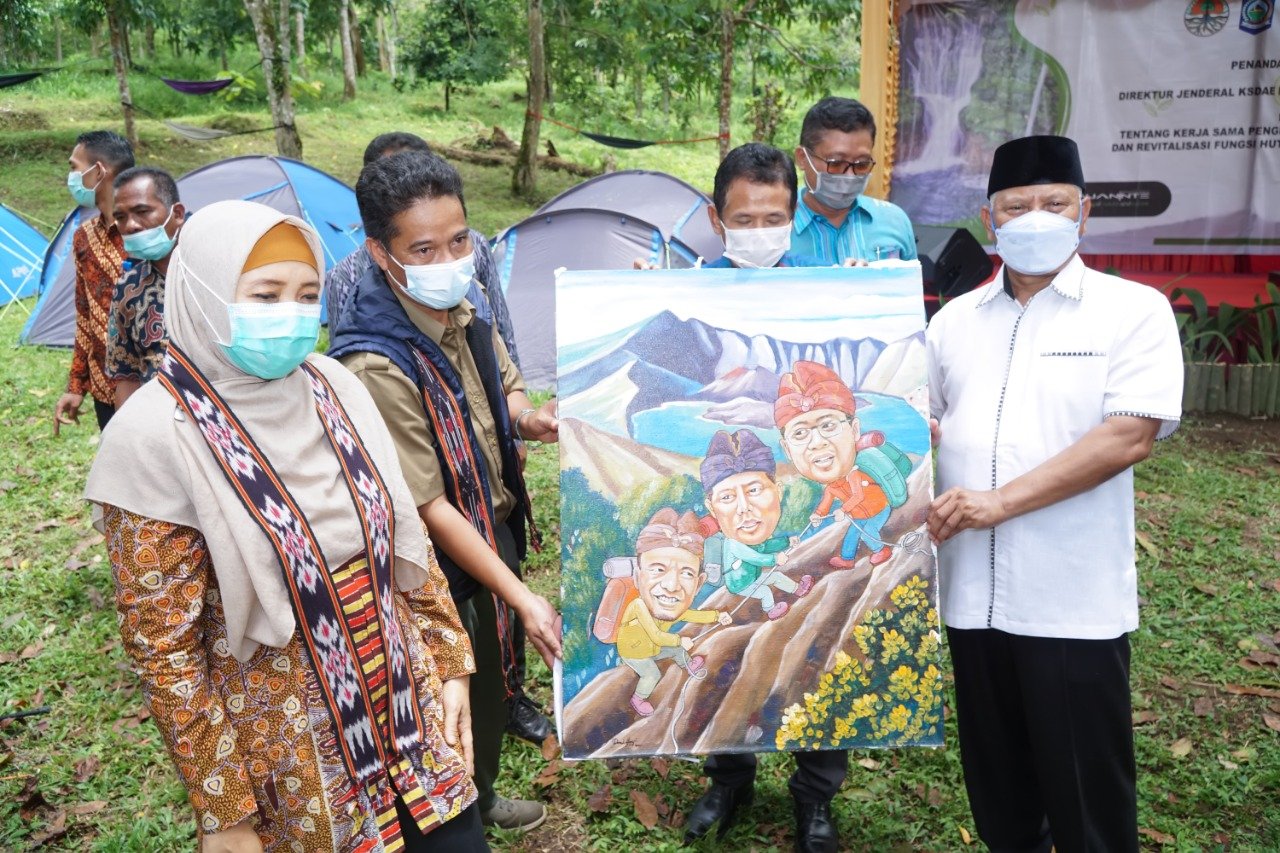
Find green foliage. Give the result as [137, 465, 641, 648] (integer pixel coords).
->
[778, 475, 822, 537]
[1244, 282, 1280, 365]
[616, 473, 703, 535]
[406, 0, 515, 101]
[775, 575, 943, 749]
[745, 80, 793, 144]
[1170, 286, 1248, 363]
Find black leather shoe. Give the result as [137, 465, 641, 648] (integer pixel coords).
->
[506, 693, 552, 745]
[683, 782, 754, 843]
[794, 800, 838, 853]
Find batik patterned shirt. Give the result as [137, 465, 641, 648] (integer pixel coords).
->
[107, 260, 168, 382]
[104, 506, 476, 850]
[68, 215, 125, 402]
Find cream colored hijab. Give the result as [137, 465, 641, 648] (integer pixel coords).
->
[86, 200, 431, 661]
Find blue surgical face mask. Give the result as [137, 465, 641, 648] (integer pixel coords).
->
[67, 163, 102, 207]
[387, 250, 475, 310]
[122, 207, 178, 261]
[223, 302, 322, 379]
[180, 256, 321, 380]
[803, 149, 869, 211]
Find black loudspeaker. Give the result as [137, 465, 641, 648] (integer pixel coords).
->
[915, 226, 994, 298]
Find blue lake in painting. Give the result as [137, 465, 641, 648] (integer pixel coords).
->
[629, 392, 930, 463]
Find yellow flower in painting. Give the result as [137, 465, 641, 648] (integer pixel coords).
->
[888, 705, 912, 732]
[888, 665, 919, 699]
[880, 629, 909, 663]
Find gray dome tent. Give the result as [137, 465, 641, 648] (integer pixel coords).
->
[21, 155, 363, 346]
[492, 170, 724, 390]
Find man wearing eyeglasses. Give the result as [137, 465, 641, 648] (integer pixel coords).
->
[792, 97, 918, 265]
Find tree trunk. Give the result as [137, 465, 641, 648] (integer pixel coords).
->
[89, 23, 103, 59]
[351, 3, 366, 77]
[106, 2, 138, 149]
[376, 13, 390, 73]
[717, 4, 735, 160]
[388, 3, 400, 79]
[145, 23, 156, 58]
[338, 0, 357, 99]
[295, 10, 306, 73]
[122, 20, 134, 68]
[54, 18, 63, 64]
[243, 0, 304, 158]
[513, 0, 545, 196]
[633, 72, 644, 117]
[444, 80, 452, 112]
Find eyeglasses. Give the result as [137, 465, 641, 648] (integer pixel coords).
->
[805, 148, 876, 176]
[782, 416, 852, 447]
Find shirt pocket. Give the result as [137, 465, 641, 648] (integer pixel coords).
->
[1033, 351, 1110, 433]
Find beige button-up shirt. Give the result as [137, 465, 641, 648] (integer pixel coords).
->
[340, 293, 525, 522]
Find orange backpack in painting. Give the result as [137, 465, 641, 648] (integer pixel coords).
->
[593, 557, 640, 644]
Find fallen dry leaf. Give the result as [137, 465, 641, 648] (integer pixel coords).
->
[1170, 737, 1193, 758]
[655, 796, 670, 818]
[587, 784, 612, 813]
[33, 519, 61, 533]
[1247, 651, 1280, 668]
[650, 757, 670, 779]
[29, 808, 67, 846]
[1159, 675, 1182, 691]
[1218, 757, 1239, 771]
[539, 733, 559, 762]
[1191, 581, 1218, 597]
[65, 558, 88, 571]
[630, 789, 659, 829]
[1263, 713, 1280, 734]
[958, 825, 972, 845]
[68, 800, 108, 816]
[858, 757, 883, 770]
[1140, 827, 1175, 845]
[86, 587, 105, 610]
[1222, 683, 1280, 699]
[1132, 710, 1160, 726]
[18, 775, 48, 820]
[73, 755, 100, 783]
[19, 640, 43, 660]
[1135, 532, 1159, 558]
[533, 759, 561, 788]
[1192, 697, 1214, 718]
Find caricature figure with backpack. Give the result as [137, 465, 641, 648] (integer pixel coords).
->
[776, 360, 914, 570]
[592, 508, 731, 718]
[698, 429, 815, 621]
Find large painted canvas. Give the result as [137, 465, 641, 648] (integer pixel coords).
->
[555, 264, 942, 760]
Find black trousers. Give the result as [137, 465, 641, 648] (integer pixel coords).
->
[947, 628, 1137, 853]
[94, 398, 114, 430]
[396, 800, 490, 852]
[705, 748, 849, 804]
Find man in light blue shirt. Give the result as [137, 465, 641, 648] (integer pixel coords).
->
[791, 97, 917, 265]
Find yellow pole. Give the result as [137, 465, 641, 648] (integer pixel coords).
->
[860, 0, 900, 200]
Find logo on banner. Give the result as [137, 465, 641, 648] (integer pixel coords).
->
[1240, 0, 1275, 33]
[1185, 0, 1231, 36]
[1086, 183, 1173, 218]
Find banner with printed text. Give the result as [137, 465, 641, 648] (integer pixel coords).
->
[891, 0, 1280, 254]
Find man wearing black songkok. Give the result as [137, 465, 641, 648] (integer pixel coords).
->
[925, 136, 1183, 852]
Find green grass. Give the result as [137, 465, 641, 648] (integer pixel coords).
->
[2, 61, 1279, 852]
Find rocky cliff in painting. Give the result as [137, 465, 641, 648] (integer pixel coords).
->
[561, 465, 937, 759]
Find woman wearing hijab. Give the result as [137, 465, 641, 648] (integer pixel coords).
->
[86, 200, 489, 852]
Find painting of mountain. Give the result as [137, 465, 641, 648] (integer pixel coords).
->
[555, 263, 942, 759]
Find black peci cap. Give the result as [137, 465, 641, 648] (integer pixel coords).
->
[987, 135, 1085, 198]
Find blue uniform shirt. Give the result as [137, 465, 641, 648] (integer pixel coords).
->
[703, 250, 829, 269]
[790, 189, 918, 264]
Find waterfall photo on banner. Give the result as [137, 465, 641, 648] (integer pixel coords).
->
[553, 264, 943, 760]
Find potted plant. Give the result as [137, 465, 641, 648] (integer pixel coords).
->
[1237, 283, 1280, 417]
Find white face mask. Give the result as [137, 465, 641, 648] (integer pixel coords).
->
[993, 208, 1082, 276]
[721, 223, 792, 269]
[387, 250, 475, 310]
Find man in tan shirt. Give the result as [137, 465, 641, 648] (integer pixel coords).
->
[329, 151, 559, 834]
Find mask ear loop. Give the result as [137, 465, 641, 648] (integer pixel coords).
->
[175, 252, 233, 347]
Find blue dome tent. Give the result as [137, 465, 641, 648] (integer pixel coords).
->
[0, 203, 49, 309]
[21, 156, 363, 346]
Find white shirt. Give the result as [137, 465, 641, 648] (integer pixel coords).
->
[926, 255, 1183, 639]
